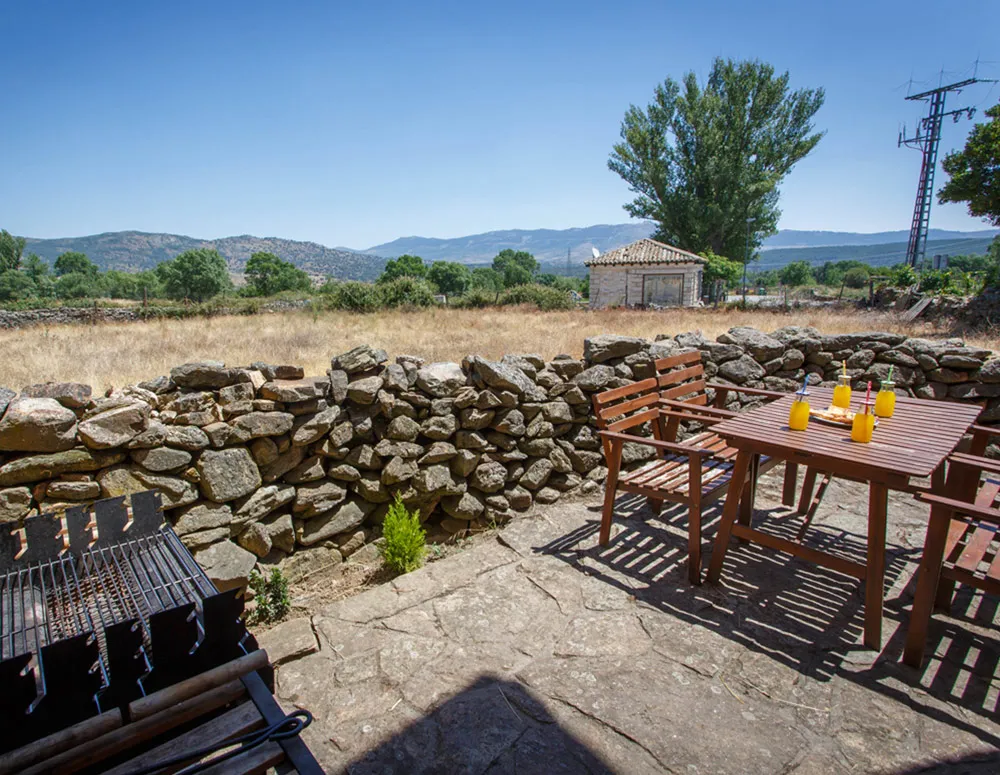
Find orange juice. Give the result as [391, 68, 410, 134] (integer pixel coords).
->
[789, 399, 810, 430]
[874, 381, 896, 418]
[851, 406, 875, 443]
[832, 375, 852, 409]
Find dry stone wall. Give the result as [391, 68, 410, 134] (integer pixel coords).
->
[0, 327, 997, 592]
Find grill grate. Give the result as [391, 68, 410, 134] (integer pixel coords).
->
[0, 491, 259, 754]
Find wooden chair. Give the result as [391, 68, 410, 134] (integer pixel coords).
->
[904, 451, 1000, 668]
[592, 349, 786, 583]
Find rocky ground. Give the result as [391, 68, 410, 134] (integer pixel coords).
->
[261, 467, 1000, 774]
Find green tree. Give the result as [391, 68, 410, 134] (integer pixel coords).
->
[244, 251, 311, 296]
[779, 261, 813, 287]
[22, 254, 50, 284]
[700, 251, 742, 287]
[156, 249, 232, 301]
[470, 267, 504, 293]
[426, 261, 471, 296]
[843, 267, 870, 289]
[938, 102, 1000, 225]
[0, 271, 36, 301]
[0, 230, 25, 272]
[608, 58, 825, 263]
[55, 272, 102, 299]
[492, 249, 539, 287]
[54, 251, 98, 276]
[379, 254, 427, 283]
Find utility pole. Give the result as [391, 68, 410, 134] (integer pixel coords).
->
[898, 74, 996, 267]
[742, 217, 754, 307]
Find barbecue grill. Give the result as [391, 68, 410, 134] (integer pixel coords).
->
[0, 490, 320, 774]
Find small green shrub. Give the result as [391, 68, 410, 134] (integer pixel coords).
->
[377, 277, 438, 308]
[380, 496, 426, 574]
[452, 287, 499, 308]
[498, 283, 574, 310]
[842, 267, 870, 288]
[328, 281, 381, 312]
[246, 568, 290, 625]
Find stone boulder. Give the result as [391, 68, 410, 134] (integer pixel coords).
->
[0, 398, 78, 452]
[291, 407, 341, 446]
[21, 382, 92, 409]
[46, 479, 100, 500]
[332, 345, 388, 375]
[346, 376, 383, 405]
[296, 498, 372, 546]
[572, 365, 615, 392]
[256, 617, 318, 666]
[197, 448, 262, 502]
[0, 448, 125, 486]
[78, 401, 149, 449]
[232, 411, 295, 438]
[233, 484, 295, 524]
[717, 327, 784, 361]
[131, 446, 192, 472]
[0, 487, 32, 522]
[415, 362, 466, 397]
[171, 362, 240, 389]
[583, 335, 647, 364]
[293, 480, 347, 518]
[717, 355, 766, 384]
[194, 540, 257, 592]
[173, 502, 233, 536]
[468, 357, 534, 395]
[259, 377, 329, 403]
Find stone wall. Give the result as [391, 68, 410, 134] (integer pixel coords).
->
[0, 327, 996, 592]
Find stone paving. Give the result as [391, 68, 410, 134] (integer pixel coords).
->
[264, 466, 1000, 773]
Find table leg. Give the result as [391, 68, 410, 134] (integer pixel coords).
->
[797, 468, 819, 516]
[865, 481, 889, 650]
[706, 450, 753, 585]
[782, 462, 799, 507]
[737, 454, 760, 539]
[903, 502, 950, 668]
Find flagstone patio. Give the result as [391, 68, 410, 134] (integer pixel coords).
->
[266, 467, 1000, 773]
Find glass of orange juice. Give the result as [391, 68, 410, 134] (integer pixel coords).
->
[832, 374, 852, 409]
[874, 380, 896, 418]
[788, 377, 812, 430]
[850, 402, 875, 443]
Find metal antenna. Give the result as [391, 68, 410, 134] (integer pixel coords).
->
[898, 73, 997, 267]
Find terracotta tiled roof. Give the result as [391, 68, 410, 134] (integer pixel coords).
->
[584, 238, 706, 267]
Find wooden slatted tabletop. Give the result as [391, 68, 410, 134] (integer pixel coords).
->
[709, 386, 982, 480]
[694, 387, 982, 651]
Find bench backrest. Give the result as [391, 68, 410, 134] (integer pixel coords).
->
[654, 349, 707, 406]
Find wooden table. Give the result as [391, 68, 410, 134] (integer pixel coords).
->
[704, 386, 981, 650]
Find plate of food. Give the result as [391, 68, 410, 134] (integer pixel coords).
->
[809, 405, 878, 428]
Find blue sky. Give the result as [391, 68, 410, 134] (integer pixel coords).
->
[2, 0, 997, 249]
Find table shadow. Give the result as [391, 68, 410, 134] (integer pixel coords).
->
[537, 492, 1000, 749]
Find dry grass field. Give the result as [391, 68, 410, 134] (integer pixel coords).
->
[0, 305, 993, 392]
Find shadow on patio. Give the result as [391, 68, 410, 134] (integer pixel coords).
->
[537, 491, 1000, 751]
[343, 674, 615, 774]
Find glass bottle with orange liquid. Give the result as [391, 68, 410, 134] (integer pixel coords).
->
[788, 379, 811, 431]
[832, 373, 852, 409]
[851, 400, 876, 443]
[874, 380, 896, 419]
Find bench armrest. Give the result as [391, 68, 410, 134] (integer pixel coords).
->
[707, 382, 788, 401]
[598, 430, 713, 457]
[918, 492, 1000, 526]
[658, 398, 738, 419]
[948, 452, 1000, 477]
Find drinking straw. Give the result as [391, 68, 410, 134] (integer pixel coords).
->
[842, 360, 848, 378]
[887, 364, 894, 383]
[864, 381, 872, 413]
[796, 375, 809, 401]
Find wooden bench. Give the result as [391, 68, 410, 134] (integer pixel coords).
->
[904, 451, 1000, 668]
[592, 350, 788, 583]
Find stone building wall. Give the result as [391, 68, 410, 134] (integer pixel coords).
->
[0, 326, 996, 591]
[588, 264, 703, 309]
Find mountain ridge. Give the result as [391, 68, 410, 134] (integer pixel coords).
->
[17, 223, 998, 281]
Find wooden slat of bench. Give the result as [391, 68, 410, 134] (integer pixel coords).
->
[657, 364, 704, 387]
[955, 526, 996, 572]
[654, 350, 701, 370]
[102, 700, 266, 775]
[596, 391, 659, 421]
[976, 479, 1000, 508]
[987, 550, 1000, 581]
[661, 379, 707, 401]
[942, 519, 970, 565]
[593, 377, 659, 406]
[196, 740, 285, 775]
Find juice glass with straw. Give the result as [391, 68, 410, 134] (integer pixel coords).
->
[851, 382, 875, 443]
[832, 360, 852, 409]
[788, 376, 811, 430]
[875, 365, 896, 418]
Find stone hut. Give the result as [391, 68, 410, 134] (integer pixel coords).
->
[586, 238, 705, 309]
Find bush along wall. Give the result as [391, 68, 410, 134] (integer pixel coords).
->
[0, 326, 997, 593]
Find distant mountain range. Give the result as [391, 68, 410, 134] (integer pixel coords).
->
[17, 223, 999, 281]
[23, 231, 384, 281]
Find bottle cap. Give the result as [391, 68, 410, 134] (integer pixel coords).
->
[881, 380, 895, 390]
[837, 374, 851, 385]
